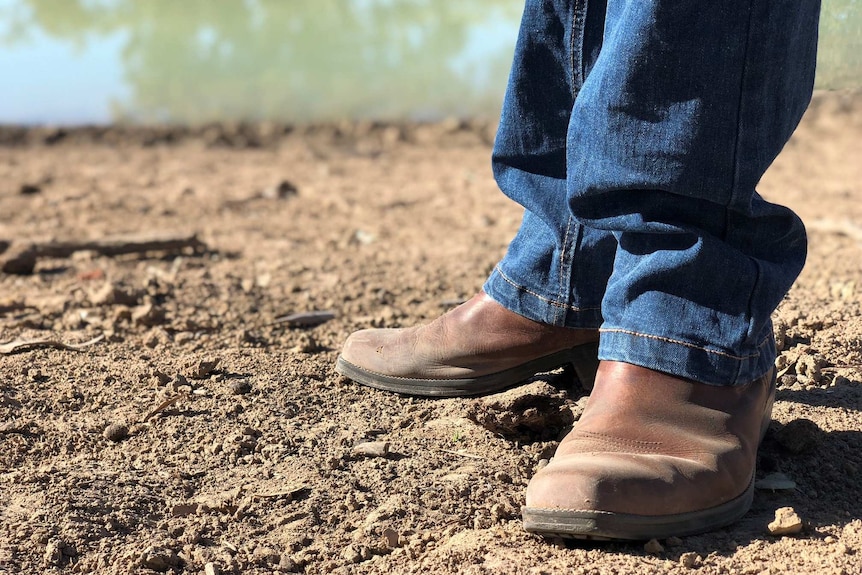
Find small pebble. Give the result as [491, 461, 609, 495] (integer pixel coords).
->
[570, 396, 590, 420]
[666, 536, 683, 547]
[19, 183, 41, 195]
[755, 472, 797, 491]
[767, 506, 804, 536]
[186, 358, 220, 379]
[153, 371, 171, 386]
[352, 441, 390, 458]
[43, 538, 64, 566]
[382, 528, 400, 548]
[252, 546, 280, 565]
[170, 374, 189, 391]
[141, 547, 180, 572]
[644, 539, 664, 554]
[262, 179, 298, 199]
[170, 503, 197, 517]
[341, 544, 362, 564]
[27, 368, 47, 383]
[290, 333, 320, 353]
[102, 423, 129, 442]
[229, 380, 252, 395]
[204, 562, 219, 575]
[278, 554, 296, 571]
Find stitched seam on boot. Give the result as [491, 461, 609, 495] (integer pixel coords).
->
[569, 432, 728, 458]
[576, 431, 662, 446]
[567, 438, 667, 454]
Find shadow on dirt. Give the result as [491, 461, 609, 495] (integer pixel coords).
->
[776, 376, 862, 410]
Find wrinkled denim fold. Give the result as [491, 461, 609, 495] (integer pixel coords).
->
[484, 0, 820, 385]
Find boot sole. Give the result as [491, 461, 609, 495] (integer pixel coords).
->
[335, 341, 599, 397]
[521, 477, 755, 541]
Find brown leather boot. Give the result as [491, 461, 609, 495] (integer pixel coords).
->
[335, 292, 599, 397]
[522, 361, 776, 540]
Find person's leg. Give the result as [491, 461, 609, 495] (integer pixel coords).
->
[565, 0, 818, 386]
[336, 0, 612, 396]
[485, 0, 614, 330]
[524, 0, 820, 539]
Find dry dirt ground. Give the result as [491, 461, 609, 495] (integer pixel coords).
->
[1, 91, 861, 575]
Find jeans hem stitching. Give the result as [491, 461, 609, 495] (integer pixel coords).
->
[599, 327, 770, 361]
[493, 265, 600, 312]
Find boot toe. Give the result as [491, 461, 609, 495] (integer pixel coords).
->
[526, 452, 728, 516]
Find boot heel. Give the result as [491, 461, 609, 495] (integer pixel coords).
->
[759, 370, 777, 444]
[568, 341, 600, 391]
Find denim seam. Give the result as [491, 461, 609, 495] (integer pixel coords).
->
[557, 215, 575, 323]
[728, 0, 754, 208]
[494, 265, 600, 312]
[571, 0, 587, 94]
[744, 257, 764, 346]
[569, 4, 576, 95]
[728, 2, 756, 384]
[600, 327, 770, 361]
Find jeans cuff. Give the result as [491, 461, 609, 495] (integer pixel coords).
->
[598, 327, 777, 386]
[484, 265, 603, 329]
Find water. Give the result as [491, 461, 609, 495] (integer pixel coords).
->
[1, 0, 859, 125]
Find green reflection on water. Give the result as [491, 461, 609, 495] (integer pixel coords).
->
[1, 0, 859, 124]
[818, 0, 862, 88]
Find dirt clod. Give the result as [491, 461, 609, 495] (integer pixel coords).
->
[644, 539, 664, 554]
[184, 357, 220, 379]
[768, 507, 804, 536]
[680, 552, 701, 569]
[102, 422, 129, 442]
[90, 282, 142, 306]
[170, 503, 197, 517]
[140, 547, 181, 572]
[132, 302, 166, 326]
[466, 381, 575, 439]
[774, 418, 822, 454]
[43, 538, 64, 566]
[382, 527, 401, 548]
[341, 544, 363, 564]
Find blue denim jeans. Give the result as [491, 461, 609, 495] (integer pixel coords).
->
[484, 0, 820, 386]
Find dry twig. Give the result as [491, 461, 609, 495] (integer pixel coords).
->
[0, 334, 104, 355]
[1, 232, 207, 274]
[142, 394, 187, 423]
